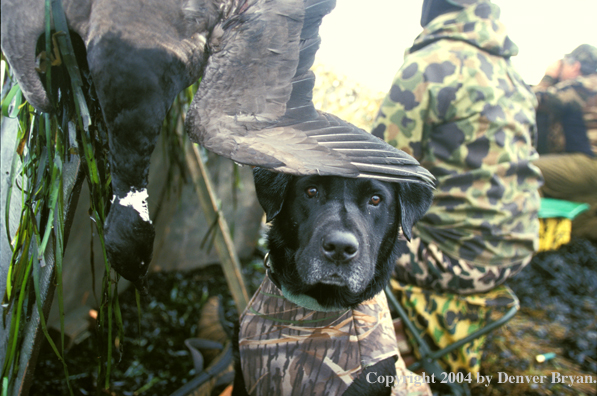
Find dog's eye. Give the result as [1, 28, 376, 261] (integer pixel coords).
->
[306, 187, 318, 198]
[369, 195, 382, 206]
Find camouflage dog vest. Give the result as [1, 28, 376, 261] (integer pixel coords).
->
[238, 273, 430, 395]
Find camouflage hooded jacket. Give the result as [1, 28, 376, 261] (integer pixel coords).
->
[238, 274, 431, 396]
[372, 0, 542, 267]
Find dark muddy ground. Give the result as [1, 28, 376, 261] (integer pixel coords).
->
[29, 258, 263, 396]
[473, 238, 597, 396]
[29, 239, 597, 395]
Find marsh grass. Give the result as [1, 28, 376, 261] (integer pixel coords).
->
[1, 0, 117, 394]
[0, 1, 212, 392]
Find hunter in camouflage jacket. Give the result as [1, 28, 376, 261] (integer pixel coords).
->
[532, 44, 597, 241]
[533, 45, 597, 157]
[372, 0, 542, 275]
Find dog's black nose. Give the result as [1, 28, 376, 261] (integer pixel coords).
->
[322, 231, 359, 262]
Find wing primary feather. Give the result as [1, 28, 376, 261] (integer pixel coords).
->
[356, 173, 435, 186]
[332, 148, 401, 154]
[352, 162, 435, 183]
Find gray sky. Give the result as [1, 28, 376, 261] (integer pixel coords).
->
[316, 0, 597, 91]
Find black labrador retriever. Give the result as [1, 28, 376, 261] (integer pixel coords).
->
[232, 167, 433, 396]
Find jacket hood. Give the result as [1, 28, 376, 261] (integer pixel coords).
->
[410, 0, 518, 58]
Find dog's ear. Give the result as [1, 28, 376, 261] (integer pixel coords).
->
[253, 167, 293, 222]
[396, 182, 433, 241]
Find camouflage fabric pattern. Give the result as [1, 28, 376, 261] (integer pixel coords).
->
[394, 236, 529, 295]
[567, 44, 597, 75]
[533, 72, 597, 156]
[238, 274, 432, 396]
[537, 114, 566, 154]
[390, 278, 519, 374]
[372, 0, 542, 267]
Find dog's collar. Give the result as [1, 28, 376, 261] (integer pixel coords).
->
[280, 278, 349, 313]
[264, 252, 350, 312]
[264, 271, 347, 312]
[263, 251, 272, 269]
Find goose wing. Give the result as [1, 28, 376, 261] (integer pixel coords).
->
[185, 0, 435, 187]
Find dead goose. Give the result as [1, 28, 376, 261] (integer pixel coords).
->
[1, 0, 434, 294]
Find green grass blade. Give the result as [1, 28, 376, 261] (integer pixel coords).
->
[134, 377, 162, 395]
[3, 107, 27, 250]
[50, 0, 83, 88]
[1, 85, 22, 118]
[31, 249, 74, 396]
[37, 156, 61, 256]
[1, 58, 5, 94]
[55, 121, 67, 358]
[1, 239, 33, 382]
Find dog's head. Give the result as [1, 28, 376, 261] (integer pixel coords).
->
[253, 167, 433, 309]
